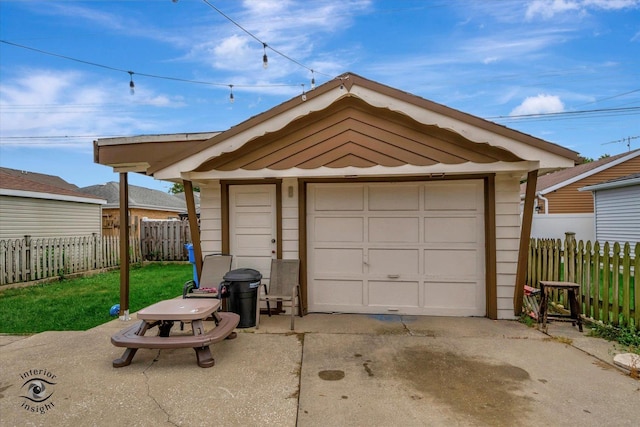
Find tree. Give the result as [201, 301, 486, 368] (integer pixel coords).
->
[168, 182, 200, 194]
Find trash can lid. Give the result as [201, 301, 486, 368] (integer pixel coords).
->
[223, 268, 262, 282]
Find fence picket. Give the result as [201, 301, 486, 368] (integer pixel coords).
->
[602, 242, 610, 323]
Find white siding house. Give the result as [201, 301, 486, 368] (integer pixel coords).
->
[0, 170, 105, 239]
[581, 174, 640, 248]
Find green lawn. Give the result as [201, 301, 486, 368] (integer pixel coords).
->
[0, 263, 192, 334]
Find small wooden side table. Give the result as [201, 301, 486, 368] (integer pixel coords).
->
[538, 281, 583, 332]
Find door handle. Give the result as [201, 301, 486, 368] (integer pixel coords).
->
[271, 238, 276, 244]
[387, 274, 400, 279]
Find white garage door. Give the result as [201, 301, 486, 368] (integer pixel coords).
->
[307, 181, 485, 316]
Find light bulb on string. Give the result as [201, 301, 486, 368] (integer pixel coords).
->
[229, 85, 234, 103]
[310, 70, 316, 90]
[262, 43, 268, 69]
[128, 71, 135, 95]
[301, 84, 306, 101]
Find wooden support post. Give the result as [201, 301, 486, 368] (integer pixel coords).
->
[183, 180, 203, 281]
[514, 170, 538, 316]
[119, 173, 130, 320]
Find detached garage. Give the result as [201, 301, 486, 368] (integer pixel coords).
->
[95, 73, 579, 319]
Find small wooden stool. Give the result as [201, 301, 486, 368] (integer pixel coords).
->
[538, 281, 583, 332]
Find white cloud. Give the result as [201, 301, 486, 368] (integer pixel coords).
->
[525, 0, 639, 20]
[0, 69, 183, 147]
[526, 0, 580, 20]
[510, 94, 565, 115]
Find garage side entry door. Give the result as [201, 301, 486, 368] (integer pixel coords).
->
[307, 181, 485, 316]
[229, 185, 277, 283]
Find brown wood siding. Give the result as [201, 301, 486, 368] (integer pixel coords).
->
[545, 157, 640, 214]
[194, 97, 523, 172]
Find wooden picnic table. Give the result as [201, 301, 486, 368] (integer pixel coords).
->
[111, 298, 239, 368]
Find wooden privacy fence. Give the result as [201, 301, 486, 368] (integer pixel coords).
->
[140, 220, 192, 261]
[0, 234, 141, 285]
[526, 233, 639, 328]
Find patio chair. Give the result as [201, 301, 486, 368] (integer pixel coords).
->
[256, 259, 301, 330]
[183, 254, 232, 299]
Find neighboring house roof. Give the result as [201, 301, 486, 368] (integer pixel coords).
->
[79, 181, 189, 212]
[0, 170, 105, 204]
[173, 191, 201, 214]
[524, 149, 640, 196]
[580, 173, 640, 192]
[0, 167, 80, 191]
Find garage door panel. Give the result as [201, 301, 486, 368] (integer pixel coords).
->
[315, 248, 363, 274]
[424, 182, 481, 211]
[314, 217, 363, 242]
[425, 216, 478, 243]
[312, 280, 363, 306]
[425, 249, 478, 277]
[369, 217, 420, 243]
[315, 186, 364, 211]
[369, 185, 420, 211]
[424, 281, 482, 313]
[368, 249, 419, 274]
[369, 280, 419, 307]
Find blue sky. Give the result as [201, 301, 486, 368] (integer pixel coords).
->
[1, 0, 638, 192]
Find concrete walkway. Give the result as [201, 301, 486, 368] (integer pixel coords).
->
[1, 314, 637, 426]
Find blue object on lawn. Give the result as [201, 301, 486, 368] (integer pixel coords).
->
[110, 304, 120, 316]
[184, 243, 198, 286]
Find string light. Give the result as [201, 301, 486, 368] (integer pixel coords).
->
[301, 84, 306, 101]
[128, 71, 135, 95]
[262, 43, 268, 69]
[311, 70, 316, 90]
[229, 85, 234, 103]
[0, 40, 309, 95]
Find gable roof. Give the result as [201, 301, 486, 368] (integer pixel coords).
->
[195, 96, 524, 172]
[0, 170, 104, 204]
[79, 182, 190, 212]
[95, 72, 579, 181]
[0, 167, 80, 191]
[530, 149, 640, 195]
[581, 173, 640, 192]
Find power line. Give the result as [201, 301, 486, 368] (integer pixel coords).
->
[488, 106, 639, 121]
[0, 39, 311, 91]
[571, 89, 640, 108]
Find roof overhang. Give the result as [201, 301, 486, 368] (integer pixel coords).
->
[94, 132, 220, 176]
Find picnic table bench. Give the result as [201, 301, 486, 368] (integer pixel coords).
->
[111, 299, 239, 368]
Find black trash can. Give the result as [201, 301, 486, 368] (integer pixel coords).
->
[220, 268, 262, 328]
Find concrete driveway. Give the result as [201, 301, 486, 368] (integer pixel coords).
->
[1, 314, 637, 426]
